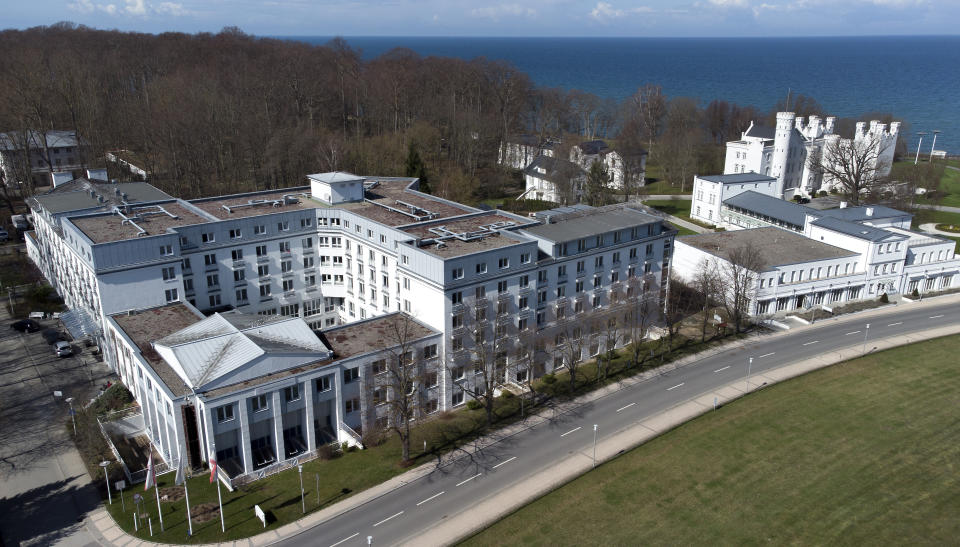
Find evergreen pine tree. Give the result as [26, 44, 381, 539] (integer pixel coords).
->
[404, 143, 430, 193]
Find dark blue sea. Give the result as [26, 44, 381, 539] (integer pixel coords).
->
[280, 36, 960, 154]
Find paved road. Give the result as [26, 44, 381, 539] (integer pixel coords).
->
[0, 309, 115, 546]
[276, 300, 960, 547]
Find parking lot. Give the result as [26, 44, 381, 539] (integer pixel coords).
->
[0, 307, 116, 546]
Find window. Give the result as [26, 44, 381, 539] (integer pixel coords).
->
[281, 260, 293, 273]
[403, 277, 411, 290]
[519, 296, 528, 309]
[236, 288, 248, 302]
[256, 244, 267, 257]
[231, 249, 243, 261]
[595, 256, 604, 267]
[162, 266, 176, 281]
[612, 252, 620, 264]
[476, 262, 487, 274]
[452, 391, 464, 406]
[316, 376, 332, 392]
[520, 252, 531, 264]
[519, 317, 528, 331]
[160, 244, 173, 256]
[254, 224, 265, 235]
[558, 265, 567, 277]
[284, 385, 301, 402]
[538, 270, 547, 283]
[229, 228, 242, 239]
[259, 283, 271, 297]
[201, 232, 215, 243]
[207, 274, 219, 288]
[520, 275, 529, 288]
[304, 256, 314, 268]
[216, 405, 234, 423]
[499, 257, 509, 269]
[538, 290, 547, 304]
[184, 278, 194, 291]
[302, 237, 313, 248]
[204, 253, 217, 266]
[423, 344, 438, 359]
[301, 217, 312, 228]
[278, 241, 291, 253]
[344, 367, 359, 383]
[250, 395, 270, 412]
[452, 291, 463, 305]
[556, 286, 565, 298]
[452, 267, 464, 279]
[164, 288, 178, 303]
[345, 398, 361, 413]
[498, 280, 508, 293]
[181, 258, 191, 271]
[371, 359, 387, 375]
[282, 279, 294, 292]
[258, 264, 269, 277]
[577, 260, 585, 273]
[278, 221, 289, 231]
[576, 280, 584, 292]
[629, 247, 638, 259]
[209, 294, 221, 307]
[402, 255, 409, 265]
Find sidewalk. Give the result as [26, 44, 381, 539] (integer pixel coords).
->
[84, 292, 960, 546]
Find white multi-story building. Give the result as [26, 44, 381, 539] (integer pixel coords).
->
[1, 130, 90, 188]
[27, 171, 674, 482]
[498, 134, 560, 170]
[723, 112, 899, 199]
[569, 140, 646, 191]
[689, 173, 778, 226]
[675, 199, 959, 318]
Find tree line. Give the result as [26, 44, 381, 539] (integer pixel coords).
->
[0, 23, 910, 210]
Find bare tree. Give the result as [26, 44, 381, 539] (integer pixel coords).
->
[368, 315, 431, 462]
[692, 258, 723, 342]
[625, 84, 668, 150]
[720, 243, 764, 333]
[447, 294, 511, 426]
[624, 274, 658, 368]
[809, 133, 892, 205]
[659, 98, 702, 192]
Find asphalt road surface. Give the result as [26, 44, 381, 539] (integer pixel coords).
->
[278, 300, 960, 547]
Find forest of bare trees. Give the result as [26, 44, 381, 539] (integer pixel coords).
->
[0, 23, 905, 209]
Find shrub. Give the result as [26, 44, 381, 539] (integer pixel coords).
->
[912, 288, 920, 298]
[818, 191, 828, 197]
[466, 399, 483, 411]
[541, 373, 557, 385]
[792, 195, 803, 202]
[499, 389, 515, 399]
[880, 293, 889, 303]
[317, 443, 340, 460]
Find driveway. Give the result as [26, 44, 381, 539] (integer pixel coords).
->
[0, 307, 115, 546]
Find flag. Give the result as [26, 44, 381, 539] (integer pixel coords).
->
[144, 451, 155, 491]
[174, 457, 185, 486]
[209, 457, 217, 484]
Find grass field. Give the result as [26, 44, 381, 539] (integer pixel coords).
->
[462, 334, 960, 546]
[913, 209, 960, 253]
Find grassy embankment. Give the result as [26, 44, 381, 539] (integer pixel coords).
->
[463, 334, 960, 546]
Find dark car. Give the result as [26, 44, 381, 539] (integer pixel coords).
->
[11, 319, 41, 333]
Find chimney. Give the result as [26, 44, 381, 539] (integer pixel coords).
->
[840, 201, 848, 209]
[866, 207, 874, 217]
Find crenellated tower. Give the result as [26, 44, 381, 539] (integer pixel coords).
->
[771, 111, 795, 197]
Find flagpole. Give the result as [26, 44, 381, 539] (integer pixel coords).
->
[152, 442, 164, 532]
[183, 464, 193, 537]
[210, 445, 225, 533]
[216, 475, 225, 533]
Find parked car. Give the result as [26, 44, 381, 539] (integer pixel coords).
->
[54, 341, 73, 357]
[10, 319, 41, 333]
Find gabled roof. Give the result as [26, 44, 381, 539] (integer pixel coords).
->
[722, 191, 809, 228]
[577, 140, 610, 155]
[810, 216, 902, 242]
[0, 130, 82, 151]
[744, 124, 776, 140]
[524, 155, 585, 185]
[153, 312, 331, 391]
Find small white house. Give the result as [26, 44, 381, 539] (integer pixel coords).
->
[690, 173, 778, 226]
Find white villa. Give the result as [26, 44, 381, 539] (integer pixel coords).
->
[517, 138, 647, 203]
[0, 130, 90, 188]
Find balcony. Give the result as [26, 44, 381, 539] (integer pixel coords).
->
[232, 259, 245, 269]
[256, 255, 270, 264]
[497, 292, 512, 303]
[475, 296, 489, 308]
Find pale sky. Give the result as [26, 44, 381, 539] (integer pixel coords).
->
[5, 0, 958, 37]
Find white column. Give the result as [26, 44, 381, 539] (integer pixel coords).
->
[272, 391, 285, 461]
[202, 403, 216, 468]
[304, 379, 316, 453]
[333, 370, 344, 443]
[238, 398, 253, 474]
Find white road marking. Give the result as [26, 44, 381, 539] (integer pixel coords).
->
[930, 314, 944, 319]
[416, 491, 445, 506]
[373, 511, 404, 527]
[888, 322, 903, 327]
[846, 331, 861, 335]
[759, 352, 775, 358]
[560, 426, 582, 437]
[713, 366, 730, 373]
[802, 340, 819, 346]
[456, 473, 482, 487]
[329, 533, 359, 547]
[493, 456, 517, 469]
[667, 383, 684, 391]
[617, 402, 636, 412]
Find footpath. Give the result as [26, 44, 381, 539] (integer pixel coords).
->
[85, 292, 960, 547]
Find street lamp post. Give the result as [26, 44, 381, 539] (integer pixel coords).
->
[298, 465, 305, 514]
[66, 397, 76, 436]
[592, 424, 598, 468]
[863, 323, 870, 355]
[929, 130, 941, 161]
[915, 132, 927, 165]
[747, 357, 753, 386]
[99, 461, 112, 505]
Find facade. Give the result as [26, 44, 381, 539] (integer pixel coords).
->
[498, 134, 559, 170]
[521, 155, 586, 203]
[569, 140, 647, 191]
[723, 112, 899, 198]
[27, 172, 674, 481]
[0, 130, 89, 188]
[689, 173, 778, 226]
[675, 200, 959, 318]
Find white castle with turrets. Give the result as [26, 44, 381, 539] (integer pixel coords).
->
[724, 111, 899, 199]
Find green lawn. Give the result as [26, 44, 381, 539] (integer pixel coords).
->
[462, 334, 960, 546]
[912, 209, 960, 253]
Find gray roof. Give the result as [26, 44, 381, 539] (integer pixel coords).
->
[523, 205, 659, 242]
[698, 173, 777, 184]
[578, 140, 610, 155]
[678, 227, 858, 271]
[524, 155, 585, 185]
[31, 180, 172, 214]
[744, 125, 776, 140]
[810, 216, 901, 242]
[818, 204, 910, 223]
[722, 191, 810, 228]
[0, 130, 82, 151]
